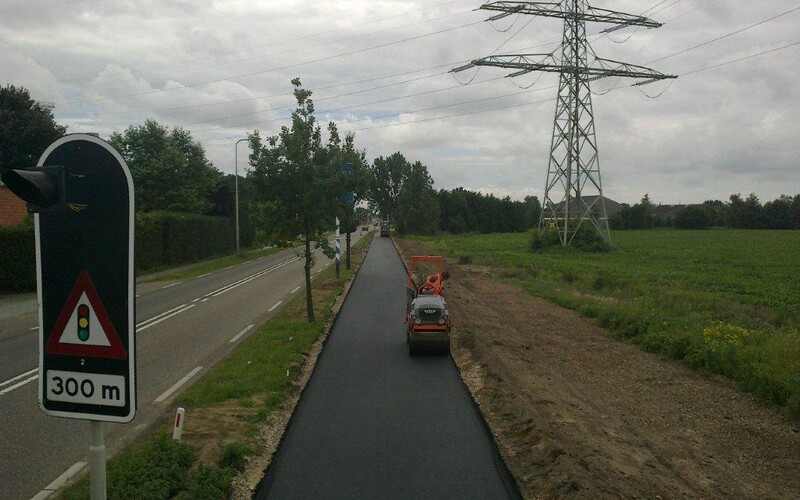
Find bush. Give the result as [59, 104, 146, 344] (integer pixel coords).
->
[174, 465, 232, 500]
[136, 211, 235, 272]
[674, 205, 711, 229]
[529, 224, 611, 253]
[0, 222, 35, 292]
[529, 228, 561, 251]
[219, 441, 251, 472]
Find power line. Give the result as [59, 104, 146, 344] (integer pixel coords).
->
[23, 0, 465, 91]
[648, 4, 800, 64]
[199, 34, 799, 145]
[681, 40, 800, 76]
[57, 19, 484, 107]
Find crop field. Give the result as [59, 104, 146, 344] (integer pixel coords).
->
[416, 229, 800, 416]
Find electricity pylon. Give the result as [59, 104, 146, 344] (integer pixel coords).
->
[453, 1, 676, 246]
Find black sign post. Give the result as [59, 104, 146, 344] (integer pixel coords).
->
[1, 133, 135, 498]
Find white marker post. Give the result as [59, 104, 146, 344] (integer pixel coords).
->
[335, 216, 341, 279]
[172, 407, 185, 441]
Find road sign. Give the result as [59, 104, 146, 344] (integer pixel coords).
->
[45, 271, 127, 359]
[25, 134, 136, 422]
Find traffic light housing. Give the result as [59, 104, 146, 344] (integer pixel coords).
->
[77, 304, 90, 342]
[1, 165, 65, 211]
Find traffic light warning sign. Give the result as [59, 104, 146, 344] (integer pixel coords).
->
[46, 271, 127, 359]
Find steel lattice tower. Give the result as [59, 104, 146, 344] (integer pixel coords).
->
[453, 1, 676, 246]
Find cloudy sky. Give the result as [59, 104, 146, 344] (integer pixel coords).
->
[2, 0, 798, 205]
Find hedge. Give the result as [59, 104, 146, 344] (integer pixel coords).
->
[0, 223, 35, 293]
[1, 212, 235, 292]
[135, 211, 235, 272]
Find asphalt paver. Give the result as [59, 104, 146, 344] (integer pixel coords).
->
[256, 237, 520, 500]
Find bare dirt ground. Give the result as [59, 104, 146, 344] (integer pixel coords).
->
[397, 239, 800, 499]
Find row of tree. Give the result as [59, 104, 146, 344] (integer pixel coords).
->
[612, 193, 800, 230]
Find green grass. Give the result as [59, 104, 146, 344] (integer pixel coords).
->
[412, 229, 800, 416]
[143, 246, 284, 282]
[178, 265, 353, 408]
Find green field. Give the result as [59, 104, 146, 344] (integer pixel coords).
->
[414, 229, 800, 416]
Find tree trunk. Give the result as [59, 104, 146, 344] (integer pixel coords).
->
[304, 238, 314, 323]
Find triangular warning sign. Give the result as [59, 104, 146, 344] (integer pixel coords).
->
[46, 271, 127, 359]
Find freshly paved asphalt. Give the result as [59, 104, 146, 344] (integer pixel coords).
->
[256, 236, 520, 500]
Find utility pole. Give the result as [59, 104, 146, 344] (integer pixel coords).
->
[453, 1, 676, 246]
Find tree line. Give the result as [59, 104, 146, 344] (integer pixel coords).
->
[612, 193, 800, 230]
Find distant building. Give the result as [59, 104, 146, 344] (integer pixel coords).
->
[0, 180, 28, 226]
[552, 195, 624, 218]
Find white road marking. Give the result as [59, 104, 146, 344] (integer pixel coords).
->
[192, 298, 201, 303]
[230, 324, 255, 343]
[0, 368, 39, 396]
[137, 304, 195, 332]
[31, 461, 87, 500]
[155, 366, 203, 403]
[197, 272, 211, 278]
[291, 285, 301, 294]
[29, 326, 38, 331]
[268, 300, 283, 312]
[207, 257, 299, 298]
[161, 282, 180, 289]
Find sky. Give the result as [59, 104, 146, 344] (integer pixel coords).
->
[1, 0, 798, 205]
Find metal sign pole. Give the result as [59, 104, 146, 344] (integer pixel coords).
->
[89, 420, 106, 500]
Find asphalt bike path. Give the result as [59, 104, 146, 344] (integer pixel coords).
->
[256, 236, 520, 499]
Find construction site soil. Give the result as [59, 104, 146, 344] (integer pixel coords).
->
[397, 238, 800, 499]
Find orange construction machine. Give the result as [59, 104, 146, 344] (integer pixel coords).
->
[405, 256, 451, 355]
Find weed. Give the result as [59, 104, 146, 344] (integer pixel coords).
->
[220, 441, 252, 472]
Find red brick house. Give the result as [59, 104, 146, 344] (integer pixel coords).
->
[0, 181, 28, 226]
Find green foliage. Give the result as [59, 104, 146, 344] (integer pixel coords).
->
[220, 441, 252, 472]
[247, 78, 343, 321]
[135, 212, 234, 272]
[327, 122, 370, 234]
[109, 119, 221, 214]
[0, 222, 35, 292]
[417, 229, 800, 416]
[727, 193, 763, 229]
[0, 85, 66, 175]
[673, 205, 711, 229]
[529, 224, 610, 253]
[611, 202, 650, 230]
[174, 465, 232, 500]
[438, 188, 535, 234]
[529, 228, 561, 251]
[62, 432, 195, 500]
[396, 161, 439, 235]
[370, 152, 408, 221]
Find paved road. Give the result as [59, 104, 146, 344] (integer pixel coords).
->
[0, 233, 363, 500]
[257, 236, 520, 500]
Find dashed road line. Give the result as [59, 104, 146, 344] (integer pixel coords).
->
[0, 368, 38, 397]
[291, 285, 301, 294]
[268, 300, 283, 312]
[137, 304, 195, 332]
[230, 324, 255, 343]
[155, 366, 203, 403]
[31, 461, 87, 500]
[161, 282, 181, 289]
